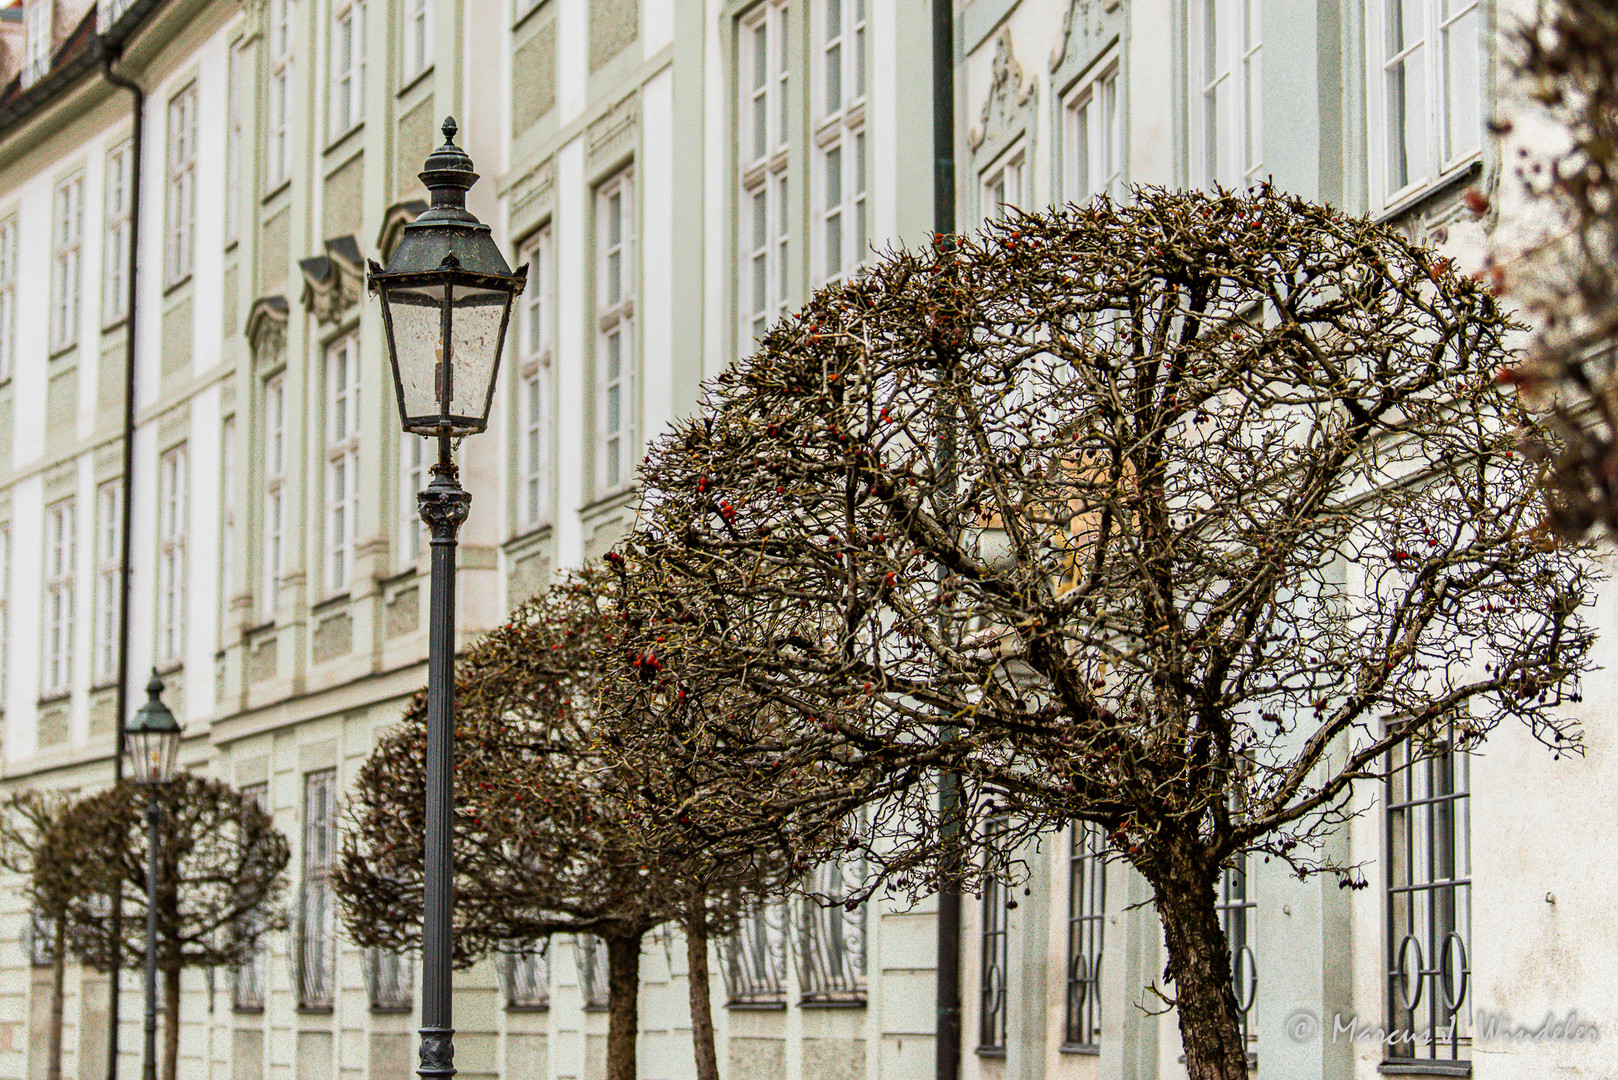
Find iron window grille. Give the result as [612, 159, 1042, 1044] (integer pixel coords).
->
[978, 817, 1010, 1054]
[502, 943, 550, 1009]
[576, 934, 610, 1009]
[799, 856, 867, 1004]
[1218, 856, 1258, 1054]
[296, 770, 338, 1009]
[1064, 822, 1106, 1050]
[723, 902, 788, 1006]
[231, 782, 271, 1010]
[366, 947, 414, 1010]
[1385, 731, 1471, 1064]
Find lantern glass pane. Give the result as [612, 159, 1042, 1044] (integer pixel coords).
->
[384, 281, 448, 428]
[448, 284, 509, 427]
[129, 728, 179, 784]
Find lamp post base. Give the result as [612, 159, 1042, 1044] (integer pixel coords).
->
[417, 1026, 456, 1077]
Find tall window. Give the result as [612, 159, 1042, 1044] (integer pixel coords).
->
[503, 944, 549, 1009]
[95, 482, 121, 684]
[22, 0, 50, 87]
[800, 852, 867, 1002]
[1192, 0, 1262, 190]
[0, 525, 9, 705]
[1218, 858, 1258, 1052]
[221, 417, 238, 626]
[262, 375, 286, 621]
[1374, 0, 1482, 206]
[399, 435, 426, 569]
[42, 499, 75, 697]
[330, 0, 367, 137]
[166, 84, 198, 285]
[232, 782, 270, 1010]
[158, 445, 188, 665]
[1064, 822, 1106, 1049]
[268, 0, 293, 187]
[367, 947, 413, 1010]
[104, 143, 132, 323]
[517, 228, 551, 530]
[51, 171, 84, 353]
[0, 216, 16, 381]
[576, 935, 610, 1008]
[326, 333, 361, 595]
[814, 0, 867, 285]
[722, 903, 787, 1005]
[739, 0, 790, 345]
[978, 818, 1010, 1054]
[983, 151, 1025, 222]
[297, 769, 338, 1009]
[1066, 55, 1122, 203]
[1386, 733, 1471, 1064]
[402, 0, 431, 83]
[596, 172, 635, 496]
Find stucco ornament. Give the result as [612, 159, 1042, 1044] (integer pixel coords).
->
[299, 236, 366, 326]
[1050, 0, 1123, 72]
[970, 29, 1038, 155]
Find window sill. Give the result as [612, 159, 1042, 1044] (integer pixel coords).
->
[583, 1003, 610, 1013]
[1373, 159, 1483, 225]
[295, 1005, 335, 1016]
[231, 1004, 264, 1015]
[976, 1047, 1007, 1059]
[262, 178, 292, 206]
[101, 314, 129, 334]
[505, 1003, 551, 1013]
[312, 592, 352, 616]
[506, 522, 554, 546]
[1059, 1044, 1099, 1056]
[155, 661, 183, 678]
[799, 996, 867, 1009]
[1378, 1063, 1470, 1077]
[162, 274, 193, 300]
[578, 486, 639, 517]
[725, 1000, 786, 1011]
[48, 342, 77, 362]
[512, 0, 544, 32]
[369, 1004, 412, 1014]
[36, 690, 71, 708]
[398, 65, 433, 98]
[324, 123, 365, 160]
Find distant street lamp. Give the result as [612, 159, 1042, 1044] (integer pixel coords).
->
[368, 117, 526, 1079]
[126, 672, 181, 1080]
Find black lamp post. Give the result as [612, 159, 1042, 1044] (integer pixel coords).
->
[368, 117, 526, 1080]
[126, 671, 181, 1080]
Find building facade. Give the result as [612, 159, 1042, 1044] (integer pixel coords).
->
[0, 0, 1611, 1079]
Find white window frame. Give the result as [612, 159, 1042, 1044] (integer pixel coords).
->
[402, 0, 432, 84]
[399, 434, 426, 569]
[326, 333, 362, 596]
[595, 172, 635, 497]
[268, 0, 293, 188]
[51, 171, 84, 354]
[1064, 52, 1122, 205]
[221, 417, 238, 632]
[739, 0, 791, 346]
[297, 769, 338, 1008]
[329, 0, 367, 139]
[104, 143, 132, 324]
[263, 374, 287, 622]
[0, 524, 9, 706]
[1190, 1, 1262, 191]
[95, 481, 121, 685]
[813, 0, 868, 286]
[0, 215, 17, 382]
[1368, 0, 1484, 212]
[166, 84, 198, 286]
[22, 0, 51, 88]
[157, 445, 188, 666]
[517, 227, 552, 531]
[982, 144, 1026, 223]
[227, 42, 250, 245]
[42, 499, 76, 698]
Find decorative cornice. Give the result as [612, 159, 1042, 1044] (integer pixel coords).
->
[245, 294, 289, 361]
[300, 236, 365, 326]
[376, 200, 428, 262]
[587, 92, 638, 171]
[1049, 0, 1122, 74]
[970, 29, 1038, 157]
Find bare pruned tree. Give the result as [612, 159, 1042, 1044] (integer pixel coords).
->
[40, 775, 289, 1080]
[619, 186, 1597, 1080]
[0, 791, 75, 1080]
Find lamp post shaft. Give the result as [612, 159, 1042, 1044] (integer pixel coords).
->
[143, 797, 160, 1080]
[417, 437, 470, 1079]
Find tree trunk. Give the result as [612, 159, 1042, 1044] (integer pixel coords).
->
[1155, 870, 1251, 1080]
[605, 933, 643, 1080]
[47, 919, 65, 1080]
[685, 899, 720, 1080]
[162, 966, 181, 1080]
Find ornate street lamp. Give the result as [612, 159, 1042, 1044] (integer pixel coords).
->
[368, 117, 527, 1080]
[126, 672, 181, 1080]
